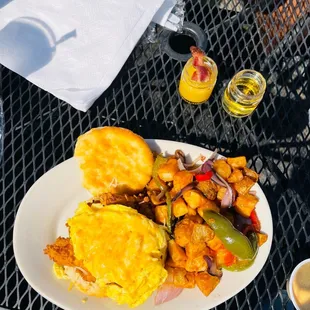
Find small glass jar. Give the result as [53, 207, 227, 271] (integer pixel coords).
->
[179, 56, 218, 105]
[222, 70, 266, 118]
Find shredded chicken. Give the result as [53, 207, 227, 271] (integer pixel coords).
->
[44, 237, 95, 282]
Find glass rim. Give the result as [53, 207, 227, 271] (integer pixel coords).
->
[183, 56, 218, 87]
[230, 69, 266, 101]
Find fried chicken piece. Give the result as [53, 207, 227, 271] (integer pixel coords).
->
[97, 193, 145, 207]
[44, 237, 95, 282]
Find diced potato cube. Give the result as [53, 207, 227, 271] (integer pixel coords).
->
[227, 169, 243, 183]
[166, 267, 195, 288]
[172, 198, 188, 217]
[191, 223, 214, 243]
[146, 178, 161, 191]
[184, 214, 204, 224]
[185, 256, 208, 272]
[195, 272, 220, 296]
[173, 171, 194, 192]
[257, 233, 268, 246]
[196, 180, 218, 200]
[206, 236, 224, 252]
[165, 257, 186, 269]
[168, 240, 187, 264]
[243, 167, 259, 182]
[233, 194, 258, 217]
[233, 176, 255, 195]
[174, 218, 195, 247]
[213, 160, 231, 179]
[183, 190, 207, 209]
[227, 156, 247, 169]
[154, 205, 168, 224]
[187, 206, 197, 216]
[158, 158, 180, 182]
[176, 271, 195, 289]
[185, 242, 209, 258]
[197, 200, 220, 217]
[217, 187, 227, 201]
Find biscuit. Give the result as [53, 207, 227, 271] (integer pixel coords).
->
[74, 127, 153, 196]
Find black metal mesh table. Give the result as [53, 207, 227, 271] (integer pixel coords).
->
[0, 0, 309, 309]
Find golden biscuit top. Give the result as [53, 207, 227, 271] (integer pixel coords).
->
[74, 127, 154, 196]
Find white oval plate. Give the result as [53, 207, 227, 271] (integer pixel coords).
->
[13, 140, 273, 310]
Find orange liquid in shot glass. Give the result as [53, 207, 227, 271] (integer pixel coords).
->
[179, 56, 218, 105]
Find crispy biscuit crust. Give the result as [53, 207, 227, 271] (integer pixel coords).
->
[74, 127, 153, 195]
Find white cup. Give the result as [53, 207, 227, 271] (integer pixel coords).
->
[287, 258, 310, 310]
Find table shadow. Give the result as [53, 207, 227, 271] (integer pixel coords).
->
[0, 17, 76, 77]
[0, 0, 12, 9]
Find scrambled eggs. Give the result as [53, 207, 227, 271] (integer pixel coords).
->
[60, 203, 168, 307]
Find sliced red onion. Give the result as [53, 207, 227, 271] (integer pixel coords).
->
[234, 213, 252, 232]
[249, 190, 257, 196]
[172, 181, 198, 202]
[183, 154, 206, 168]
[174, 150, 186, 163]
[208, 148, 219, 161]
[212, 173, 235, 208]
[177, 158, 204, 174]
[176, 149, 218, 174]
[156, 188, 168, 201]
[177, 158, 186, 171]
[211, 174, 227, 187]
[155, 285, 183, 305]
[204, 256, 223, 278]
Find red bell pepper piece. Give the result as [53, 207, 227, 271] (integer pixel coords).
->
[195, 171, 213, 182]
[250, 210, 261, 232]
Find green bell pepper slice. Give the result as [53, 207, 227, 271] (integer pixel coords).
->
[202, 210, 255, 260]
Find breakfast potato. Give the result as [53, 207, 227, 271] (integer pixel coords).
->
[166, 267, 195, 288]
[174, 218, 195, 247]
[227, 169, 243, 183]
[183, 190, 207, 209]
[257, 233, 268, 247]
[243, 167, 259, 182]
[184, 214, 204, 224]
[195, 272, 220, 296]
[191, 223, 214, 243]
[168, 240, 187, 264]
[154, 205, 168, 224]
[185, 255, 208, 272]
[165, 256, 186, 269]
[233, 176, 255, 195]
[196, 180, 218, 200]
[227, 156, 247, 169]
[217, 186, 227, 201]
[158, 158, 180, 182]
[213, 160, 231, 179]
[172, 198, 188, 218]
[173, 171, 194, 192]
[206, 236, 224, 252]
[234, 193, 258, 217]
[187, 206, 197, 216]
[185, 242, 209, 259]
[146, 178, 162, 191]
[197, 200, 220, 217]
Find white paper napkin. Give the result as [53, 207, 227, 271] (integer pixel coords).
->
[0, 0, 173, 111]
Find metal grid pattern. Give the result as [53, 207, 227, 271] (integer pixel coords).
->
[0, 0, 309, 309]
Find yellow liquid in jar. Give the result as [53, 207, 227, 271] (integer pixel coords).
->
[222, 77, 264, 117]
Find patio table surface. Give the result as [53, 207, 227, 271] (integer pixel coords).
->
[0, 0, 309, 309]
